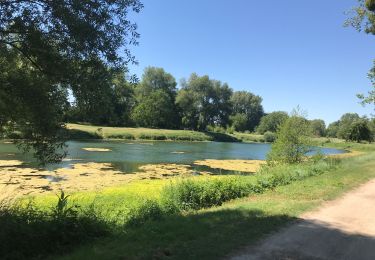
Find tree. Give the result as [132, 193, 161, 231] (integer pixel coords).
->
[132, 67, 179, 128]
[256, 111, 289, 134]
[176, 74, 233, 130]
[347, 119, 373, 142]
[0, 0, 142, 163]
[131, 90, 177, 128]
[337, 113, 361, 140]
[326, 121, 340, 138]
[267, 114, 312, 164]
[230, 113, 248, 132]
[67, 70, 136, 126]
[347, 0, 375, 108]
[309, 119, 326, 137]
[230, 91, 264, 132]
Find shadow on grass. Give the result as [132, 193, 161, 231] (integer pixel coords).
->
[58, 208, 296, 260]
[65, 129, 102, 140]
[0, 202, 109, 260]
[205, 132, 241, 142]
[58, 207, 375, 260]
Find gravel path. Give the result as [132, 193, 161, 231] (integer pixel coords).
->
[229, 179, 375, 260]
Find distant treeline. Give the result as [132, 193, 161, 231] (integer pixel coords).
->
[65, 66, 375, 142]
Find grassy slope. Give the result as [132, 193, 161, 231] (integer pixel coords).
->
[66, 123, 262, 142]
[67, 123, 213, 141]
[54, 150, 375, 259]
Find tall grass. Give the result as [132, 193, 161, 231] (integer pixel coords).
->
[160, 159, 340, 211]
[3, 153, 371, 259]
[0, 192, 109, 259]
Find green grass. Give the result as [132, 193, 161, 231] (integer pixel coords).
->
[53, 152, 375, 259]
[66, 123, 239, 142]
[311, 136, 375, 152]
[3, 141, 375, 259]
[232, 132, 266, 143]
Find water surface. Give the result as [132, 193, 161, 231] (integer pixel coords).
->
[0, 140, 346, 173]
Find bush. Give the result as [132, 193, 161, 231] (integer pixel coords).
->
[160, 160, 335, 211]
[138, 133, 167, 140]
[263, 131, 276, 143]
[0, 192, 109, 259]
[127, 199, 163, 226]
[207, 125, 226, 134]
[106, 133, 135, 140]
[267, 114, 312, 164]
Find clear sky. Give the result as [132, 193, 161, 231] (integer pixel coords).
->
[128, 0, 374, 124]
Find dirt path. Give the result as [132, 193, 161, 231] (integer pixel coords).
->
[229, 179, 375, 260]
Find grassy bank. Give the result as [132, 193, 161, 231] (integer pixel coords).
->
[2, 144, 375, 259]
[56, 152, 375, 259]
[66, 123, 239, 142]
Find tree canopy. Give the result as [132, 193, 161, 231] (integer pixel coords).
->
[347, 0, 375, 108]
[309, 119, 326, 137]
[176, 74, 233, 131]
[0, 0, 143, 163]
[267, 113, 312, 164]
[230, 91, 264, 132]
[256, 111, 289, 134]
[132, 67, 179, 128]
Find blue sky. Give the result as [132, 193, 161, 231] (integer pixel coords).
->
[128, 0, 374, 124]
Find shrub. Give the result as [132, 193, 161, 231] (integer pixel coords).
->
[138, 133, 167, 140]
[267, 114, 312, 164]
[106, 133, 135, 140]
[0, 192, 109, 259]
[263, 131, 276, 142]
[160, 160, 336, 211]
[127, 199, 163, 226]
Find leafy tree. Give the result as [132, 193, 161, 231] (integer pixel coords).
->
[230, 113, 248, 132]
[176, 74, 233, 130]
[230, 91, 264, 132]
[67, 70, 135, 126]
[326, 121, 340, 138]
[256, 111, 289, 134]
[132, 90, 176, 128]
[135, 67, 177, 100]
[347, 0, 375, 108]
[267, 114, 312, 164]
[347, 119, 373, 142]
[309, 119, 326, 137]
[0, 0, 143, 163]
[337, 113, 361, 140]
[132, 67, 179, 128]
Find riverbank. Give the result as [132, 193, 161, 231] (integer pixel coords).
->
[0, 140, 373, 259]
[24, 150, 375, 259]
[0, 142, 373, 259]
[67, 123, 241, 142]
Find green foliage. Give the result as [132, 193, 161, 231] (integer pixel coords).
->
[132, 90, 178, 129]
[256, 111, 289, 134]
[347, 1, 375, 108]
[160, 160, 336, 211]
[176, 73, 233, 130]
[0, 0, 142, 163]
[326, 121, 340, 138]
[132, 67, 179, 129]
[0, 193, 109, 259]
[230, 91, 264, 131]
[337, 113, 361, 139]
[230, 113, 249, 132]
[347, 119, 373, 142]
[326, 113, 375, 141]
[267, 115, 312, 164]
[309, 119, 326, 137]
[263, 131, 276, 143]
